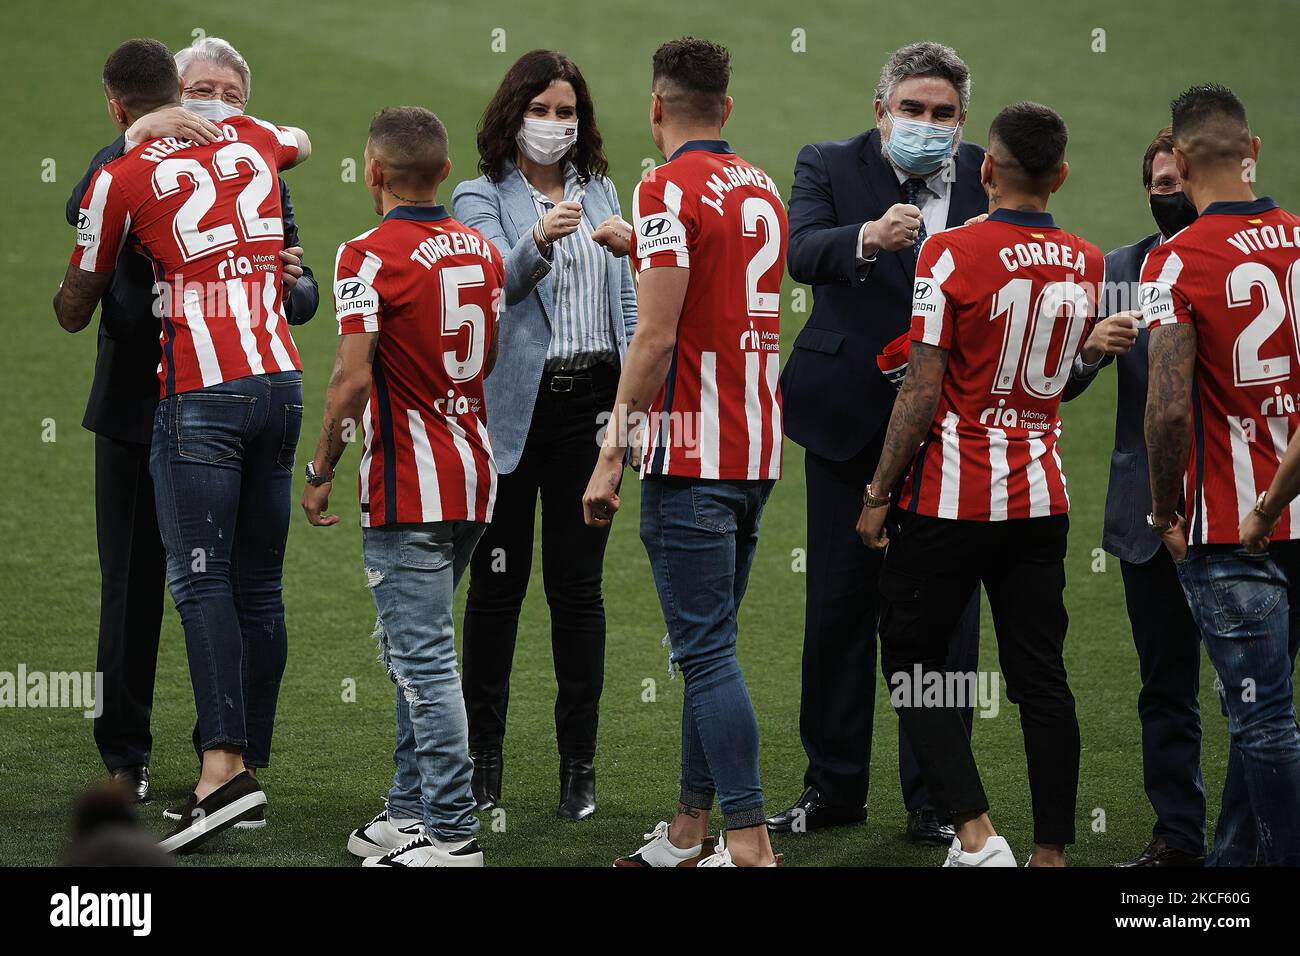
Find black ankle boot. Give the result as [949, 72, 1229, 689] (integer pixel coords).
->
[471, 749, 502, 811]
[558, 755, 596, 821]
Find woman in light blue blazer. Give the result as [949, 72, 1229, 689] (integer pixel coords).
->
[452, 50, 636, 822]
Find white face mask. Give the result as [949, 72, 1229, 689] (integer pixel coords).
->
[516, 117, 577, 166]
[183, 98, 243, 122]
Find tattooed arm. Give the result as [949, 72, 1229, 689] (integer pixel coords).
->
[1144, 323, 1196, 558]
[857, 342, 948, 548]
[581, 266, 688, 528]
[52, 264, 112, 333]
[301, 331, 378, 527]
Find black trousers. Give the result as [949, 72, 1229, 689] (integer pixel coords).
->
[878, 510, 1080, 845]
[1120, 551, 1206, 855]
[93, 434, 166, 772]
[800, 438, 980, 812]
[462, 364, 616, 759]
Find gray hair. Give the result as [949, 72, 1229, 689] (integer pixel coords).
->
[875, 41, 971, 115]
[175, 36, 252, 99]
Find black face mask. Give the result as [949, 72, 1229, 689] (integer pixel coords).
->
[1150, 191, 1198, 238]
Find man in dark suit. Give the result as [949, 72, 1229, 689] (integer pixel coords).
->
[770, 42, 983, 845]
[1061, 127, 1206, 867]
[65, 37, 318, 803]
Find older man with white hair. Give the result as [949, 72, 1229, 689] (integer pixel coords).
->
[769, 41, 985, 849]
[64, 35, 318, 811]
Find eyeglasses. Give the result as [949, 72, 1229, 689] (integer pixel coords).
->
[184, 85, 246, 107]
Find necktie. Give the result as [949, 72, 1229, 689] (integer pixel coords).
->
[901, 177, 928, 258]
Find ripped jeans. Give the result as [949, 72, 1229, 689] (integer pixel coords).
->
[363, 521, 485, 841]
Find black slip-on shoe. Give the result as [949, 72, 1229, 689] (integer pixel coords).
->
[159, 771, 266, 854]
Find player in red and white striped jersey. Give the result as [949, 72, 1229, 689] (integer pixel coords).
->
[898, 209, 1101, 520]
[325, 215, 501, 527]
[627, 137, 786, 480]
[1142, 188, 1300, 547]
[1144, 85, 1300, 865]
[65, 113, 306, 397]
[583, 39, 785, 869]
[858, 103, 1087, 868]
[301, 108, 501, 868]
[53, 39, 312, 853]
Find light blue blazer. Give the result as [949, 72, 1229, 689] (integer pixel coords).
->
[452, 161, 638, 474]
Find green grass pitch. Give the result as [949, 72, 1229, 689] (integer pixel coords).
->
[3, 0, 1299, 866]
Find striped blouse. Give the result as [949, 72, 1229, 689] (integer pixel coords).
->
[521, 165, 616, 370]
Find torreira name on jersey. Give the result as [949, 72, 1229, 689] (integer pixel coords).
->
[334, 206, 504, 527]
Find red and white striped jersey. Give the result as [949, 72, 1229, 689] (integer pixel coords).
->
[630, 140, 787, 480]
[1140, 197, 1300, 545]
[335, 206, 504, 527]
[70, 115, 302, 397]
[900, 209, 1101, 521]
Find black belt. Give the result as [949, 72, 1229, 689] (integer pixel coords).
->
[543, 363, 616, 394]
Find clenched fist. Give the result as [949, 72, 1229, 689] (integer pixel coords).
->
[863, 203, 924, 256]
[1080, 310, 1141, 364]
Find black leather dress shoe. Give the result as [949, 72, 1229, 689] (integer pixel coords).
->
[470, 749, 502, 812]
[558, 756, 596, 821]
[766, 787, 866, 833]
[110, 765, 150, 803]
[1115, 838, 1205, 867]
[906, 807, 957, 847]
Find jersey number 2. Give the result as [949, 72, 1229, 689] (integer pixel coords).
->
[151, 143, 280, 263]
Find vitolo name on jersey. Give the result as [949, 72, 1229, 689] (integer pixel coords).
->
[698, 164, 781, 216]
[1226, 221, 1300, 256]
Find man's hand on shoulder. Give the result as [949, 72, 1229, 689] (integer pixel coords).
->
[125, 107, 222, 148]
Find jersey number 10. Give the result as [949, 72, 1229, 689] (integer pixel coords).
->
[989, 277, 1092, 399]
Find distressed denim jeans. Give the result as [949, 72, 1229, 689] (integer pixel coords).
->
[639, 476, 774, 831]
[150, 372, 302, 764]
[363, 522, 485, 840]
[1175, 543, 1300, 865]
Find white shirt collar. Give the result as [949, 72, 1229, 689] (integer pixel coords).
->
[892, 161, 952, 199]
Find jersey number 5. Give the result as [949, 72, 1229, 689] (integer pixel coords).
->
[440, 264, 488, 383]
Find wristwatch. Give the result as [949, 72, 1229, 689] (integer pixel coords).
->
[1254, 490, 1273, 521]
[1146, 512, 1176, 535]
[863, 485, 891, 509]
[305, 461, 334, 487]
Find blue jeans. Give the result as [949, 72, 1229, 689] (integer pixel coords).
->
[640, 476, 774, 831]
[363, 522, 485, 841]
[1175, 543, 1300, 865]
[150, 372, 302, 764]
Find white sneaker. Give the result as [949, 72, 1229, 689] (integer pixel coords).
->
[697, 833, 783, 868]
[943, 835, 1017, 867]
[347, 808, 424, 858]
[362, 834, 484, 867]
[613, 821, 716, 867]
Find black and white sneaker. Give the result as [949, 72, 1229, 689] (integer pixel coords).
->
[362, 834, 484, 868]
[347, 808, 423, 858]
[164, 802, 265, 830]
[159, 771, 267, 854]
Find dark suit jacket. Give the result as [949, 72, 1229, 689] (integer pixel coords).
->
[1062, 233, 1162, 564]
[780, 129, 988, 461]
[66, 135, 319, 445]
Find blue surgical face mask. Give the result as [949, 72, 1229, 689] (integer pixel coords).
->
[884, 112, 959, 175]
